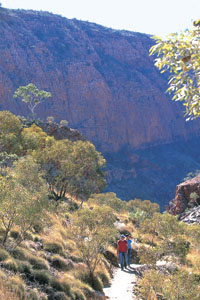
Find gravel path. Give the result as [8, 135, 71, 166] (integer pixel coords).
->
[103, 264, 142, 300]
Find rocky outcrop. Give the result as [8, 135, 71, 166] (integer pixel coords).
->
[39, 122, 85, 142]
[168, 175, 200, 214]
[180, 206, 200, 224]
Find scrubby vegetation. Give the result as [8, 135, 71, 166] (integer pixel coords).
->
[1, 110, 200, 299]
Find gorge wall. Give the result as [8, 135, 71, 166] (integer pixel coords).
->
[1, 7, 200, 208]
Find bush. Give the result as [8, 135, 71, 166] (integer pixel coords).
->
[50, 277, 71, 295]
[50, 255, 74, 271]
[44, 241, 64, 254]
[96, 269, 111, 287]
[11, 247, 28, 260]
[16, 260, 31, 274]
[0, 248, 10, 261]
[71, 288, 86, 300]
[28, 256, 49, 270]
[49, 291, 69, 300]
[31, 270, 51, 285]
[2, 258, 18, 272]
[10, 229, 21, 240]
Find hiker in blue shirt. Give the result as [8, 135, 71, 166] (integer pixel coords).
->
[126, 234, 132, 267]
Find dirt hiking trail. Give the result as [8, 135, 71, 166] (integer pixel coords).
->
[104, 264, 142, 300]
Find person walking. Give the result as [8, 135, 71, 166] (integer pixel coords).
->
[126, 234, 132, 267]
[117, 234, 128, 270]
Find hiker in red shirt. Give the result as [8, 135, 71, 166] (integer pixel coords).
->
[117, 234, 128, 270]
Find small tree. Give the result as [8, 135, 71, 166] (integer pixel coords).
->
[13, 83, 52, 119]
[0, 156, 51, 248]
[47, 116, 55, 124]
[35, 139, 106, 203]
[0, 111, 22, 155]
[70, 207, 117, 285]
[60, 120, 69, 127]
[88, 192, 125, 213]
[190, 191, 199, 207]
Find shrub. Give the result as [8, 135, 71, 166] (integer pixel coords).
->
[24, 231, 34, 241]
[28, 255, 49, 270]
[96, 269, 111, 287]
[49, 291, 69, 300]
[50, 277, 71, 295]
[0, 248, 10, 261]
[10, 229, 22, 240]
[44, 241, 64, 254]
[47, 116, 55, 123]
[11, 247, 28, 260]
[50, 255, 74, 271]
[31, 270, 51, 285]
[2, 258, 18, 272]
[27, 289, 40, 300]
[59, 120, 68, 127]
[92, 275, 103, 291]
[71, 288, 86, 300]
[16, 260, 32, 274]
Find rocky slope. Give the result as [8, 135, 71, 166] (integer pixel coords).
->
[1, 7, 200, 206]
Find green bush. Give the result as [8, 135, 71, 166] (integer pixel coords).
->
[10, 229, 21, 239]
[71, 288, 86, 300]
[0, 248, 10, 261]
[50, 277, 71, 295]
[11, 247, 28, 260]
[2, 258, 18, 272]
[49, 292, 69, 300]
[28, 256, 49, 270]
[96, 270, 110, 287]
[50, 255, 74, 271]
[44, 241, 64, 254]
[16, 260, 32, 274]
[31, 270, 51, 285]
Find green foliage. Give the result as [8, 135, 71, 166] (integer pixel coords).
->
[138, 245, 162, 266]
[88, 192, 125, 212]
[0, 111, 22, 155]
[0, 156, 51, 248]
[150, 24, 200, 120]
[44, 241, 64, 254]
[50, 255, 72, 271]
[139, 269, 200, 300]
[13, 83, 52, 119]
[31, 270, 51, 285]
[35, 139, 106, 202]
[139, 213, 189, 263]
[47, 116, 55, 123]
[70, 207, 117, 284]
[127, 199, 160, 217]
[28, 256, 49, 270]
[21, 124, 54, 154]
[0, 248, 10, 261]
[60, 120, 69, 127]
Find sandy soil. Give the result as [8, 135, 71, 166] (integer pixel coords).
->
[103, 264, 142, 300]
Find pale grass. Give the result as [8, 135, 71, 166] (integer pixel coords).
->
[186, 249, 200, 273]
[0, 280, 21, 300]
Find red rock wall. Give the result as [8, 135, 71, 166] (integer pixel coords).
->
[168, 176, 200, 214]
[0, 8, 200, 155]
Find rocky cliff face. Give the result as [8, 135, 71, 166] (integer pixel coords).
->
[168, 175, 200, 214]
[1, 8, 200, 207]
